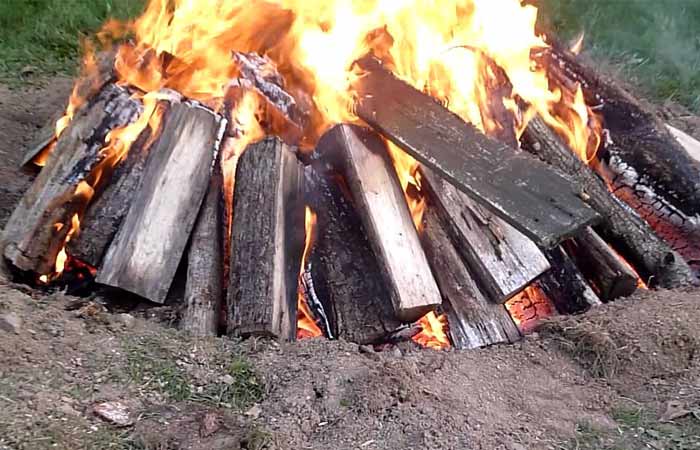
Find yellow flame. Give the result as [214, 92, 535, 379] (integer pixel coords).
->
[297, 206, 323, 339]
[412, 311, 451, 350]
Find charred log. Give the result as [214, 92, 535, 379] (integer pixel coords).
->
[1, 84, 142, 275]
[96, 101, 225, 304]
[226, 137, 304, 340]
[537, 246, 601, 315]
[317, 124, 441, 322]
[353, 56, 599, 248]
[522, 116, 695, 287]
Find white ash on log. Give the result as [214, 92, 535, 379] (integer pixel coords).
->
[96, 101, 226, 304]
[522, 116, 695, 287]
[420, 204, 520, 349]
[421, 167, 550, 304]
[353, 56, 599, 248]
[317, 124, 441, 322]
[182, 163, 225, 336]
[565, 227, 638, 301]
[1, 84, 142, 275]
[537, 247, 601, 315]
[305, 164, 401, 344]
[226, 137, 305, 340]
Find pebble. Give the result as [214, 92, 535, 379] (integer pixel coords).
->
[93, 401, 134, 427]
[0, 312, 22, 334]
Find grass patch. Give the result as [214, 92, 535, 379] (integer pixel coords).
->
[193, 357, 265, 409]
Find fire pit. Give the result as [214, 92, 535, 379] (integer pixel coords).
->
[2, 0, 698, 351]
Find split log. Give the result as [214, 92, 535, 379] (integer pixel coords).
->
[537, 247, 601, 314]
[421, 205, 520, 349]
[353, 56, 599, 248]
[317, 124, 441, 322]
[97, 101, 226, 304]
[1, 84, 142, 274]
[182, 164, 225, 336]
[226, 137, 305, 340]
[20, 112, 60, 169]
[522, 116, 695, 287]
[566, 227, 638, 301]
[421, 167, 550, 303]
[305, 165, 401, 344]
[666, 125, 700, 164]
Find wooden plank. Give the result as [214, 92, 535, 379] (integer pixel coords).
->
[565, 227, 638, 301]
[353, 57, 599, 248]
[421, 205, 520, 349]
[226, 137, 305, 340]
[305, 165, 401, 344]
[1, 84, 142, 274]
[182, 164, 225, 336]
[317, 124, 441, 322]
[522, 116, 695, 287]
[96, 101, 225, 304]
[421, 167, 550, 303]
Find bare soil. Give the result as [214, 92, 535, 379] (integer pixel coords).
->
[1, 79, 699, 450]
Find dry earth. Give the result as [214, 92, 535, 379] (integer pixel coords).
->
[0, 78, 699, 450]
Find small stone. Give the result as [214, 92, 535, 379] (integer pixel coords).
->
[220, 374, 235, 385]
[199, 411, 222, 437]
[93, 401, 133, 427]
[358, 345, 375, 354]
[0, 312, 22, 334]
[116, 313, 136, 329]
[245, 404, 262, 419]
[660, 400, 691, 422]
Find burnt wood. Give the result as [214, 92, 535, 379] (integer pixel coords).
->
[566, 227, 638, 301]
[1, 84, 142, 275]
[182, 164, 225, 336]
[421, 205, 520, 349]
[421, 167, 550, 304]
[318, 124, 441, 322]
[354, 56, 599, 248]
[305, 165, 401, 344]
[226, 137, 305, 340]
[96, 101, 225, 304]
[538, 246, 601, 315]
[522, 116, 695, 287]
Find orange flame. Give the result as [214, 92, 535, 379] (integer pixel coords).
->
[412, 311, 451, 350]
[297, 206, 323, 339]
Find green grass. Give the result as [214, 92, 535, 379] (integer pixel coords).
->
[538, 0, 700, 112]
[0, 0, 144, 79]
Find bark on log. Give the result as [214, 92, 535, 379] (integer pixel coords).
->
[317, 124, 441, 322]
[421, 167, 550, 304]
[96, 101, 225, 304]
[421, 205, 520, 349]
[181, 164, 225, 336]
[305, 165, 401, 344]
[566, 227, 638, 301]
[226, 137, 304, 340]
[353, 56, 599, 248]
[522, 116, 695, 287]
[1, 84, 142, 274]
[537, 247, 601, 314]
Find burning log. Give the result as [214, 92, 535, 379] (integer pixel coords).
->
[566, 227, 638, 301]
[305, 165, 401, 344]
[353, 56, 599, 248]
[182, 164, 225, 336]
[1, 84, 142, 275]
[421, 167, 550, 304]
[421, 205, 520, 349]
[226, 137, 305, 340]
[317, 124, 441, 322]
[537, 247, 601, 315]
[96, 101, 226, 304]
[522, 116, 695, 287]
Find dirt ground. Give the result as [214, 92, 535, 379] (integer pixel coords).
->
[1, 79, 700, 450]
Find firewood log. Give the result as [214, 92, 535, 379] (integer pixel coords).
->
[353, 56, 599, 248]
[1, 84, 142, 275]
[317, 124, 441, 322]
[226, 137, 305, 340]
[537, 246, 601, 314]
[97, 101, 226, 304]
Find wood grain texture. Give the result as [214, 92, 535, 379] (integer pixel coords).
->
[305, 165, 401, 344]
[421, 205, 520, 349]
[354, 57, 599, 248]
[2, 84, 142, 274]
[318, 124, 441, 322]
[421, 167, 550, 303]
[538, 246, 601, 315]
[96, 101, 225, 304]
[522, 116, 695, 287]
[227, 137, 304, 340]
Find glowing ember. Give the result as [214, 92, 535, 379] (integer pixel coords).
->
[505, 285, 556, 333]
[297, 207, 323, 339]
[412, 311, 451, 350]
